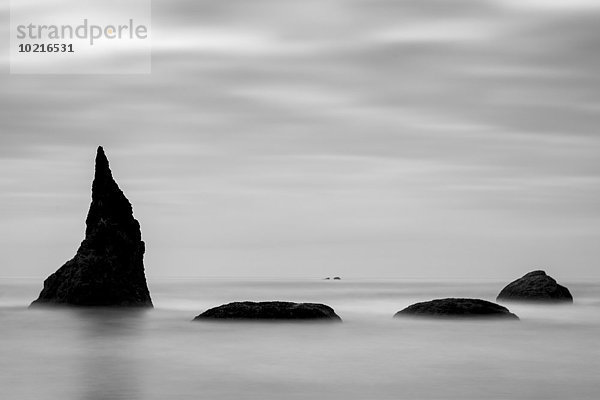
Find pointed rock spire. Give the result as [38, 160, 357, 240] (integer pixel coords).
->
[31, 147, 153, 307]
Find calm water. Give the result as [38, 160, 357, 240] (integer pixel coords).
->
[1, 278, 599, 400]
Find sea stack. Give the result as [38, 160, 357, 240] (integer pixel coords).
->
[394, 298, 519, 319]
[496, 270, 572, 303]
[194, 301, 342, 321]
[31, 147, 152, 307]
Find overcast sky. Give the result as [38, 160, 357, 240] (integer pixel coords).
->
[1, 0, 599, 280]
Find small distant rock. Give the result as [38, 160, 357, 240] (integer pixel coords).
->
[194, 301, 342, 321]
[324, 277, 331, 280]
[497, 270, 573, 303]
[333, 277, 341, 280]
[394, 298, 518, 320]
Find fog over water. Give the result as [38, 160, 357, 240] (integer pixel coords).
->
[2, 279, 600, 400]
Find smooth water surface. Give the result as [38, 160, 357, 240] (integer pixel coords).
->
[1, 279, 599, 400]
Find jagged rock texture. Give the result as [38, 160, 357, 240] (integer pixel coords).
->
[31, 147, 152, 307]
[497, 270, 573, 303]
[394, 298, 519, 319]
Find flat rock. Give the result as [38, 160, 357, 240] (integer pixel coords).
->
[394, 298, 518, 319]
[194, 301, 342, 321]
[31, 147, 152, 307]
[497, 270, 573, 303]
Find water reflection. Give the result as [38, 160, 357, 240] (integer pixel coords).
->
[72, 308, 150, 400]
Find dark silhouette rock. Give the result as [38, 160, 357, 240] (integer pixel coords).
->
[394, 298, 518, 319]
[194, 301, 342, 321]
[333, 277, 341, 280]
[497, 270, 573, 303]
[31, 147, 152, 307]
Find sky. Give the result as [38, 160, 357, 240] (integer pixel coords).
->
[0, 0, 599, 280]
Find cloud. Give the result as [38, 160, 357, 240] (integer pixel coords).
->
[1, 0, 600, 278]
[494, 0, 600, 11]
[369, 19, 502, 44]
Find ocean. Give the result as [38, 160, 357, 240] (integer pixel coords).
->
[1, 278, 599, 400]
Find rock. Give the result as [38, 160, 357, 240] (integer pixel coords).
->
[30, 147, 152, 307]
[394, 298, 518, 319]
[194, 301, 342, 321]
[333, 277, 341, 280]
[497, 270, 573, 303]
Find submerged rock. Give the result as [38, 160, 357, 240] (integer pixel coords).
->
[31, 147, 152, 307]
[394, 298, 518, 319]
[497, 270, 573, 303]
[194, 301, 342, 321]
